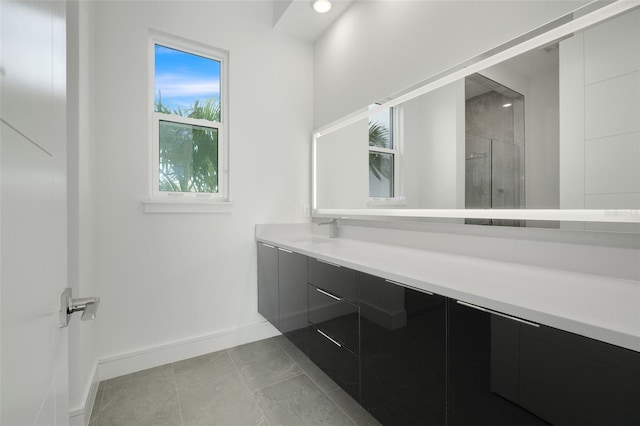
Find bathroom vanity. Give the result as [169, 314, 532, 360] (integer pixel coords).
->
[262, 6, 640, 423]
[256, 224, 640, 426]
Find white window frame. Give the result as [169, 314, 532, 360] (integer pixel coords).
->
[144, 30, 231, 213]
[152, 113, 224, 197]
[368, 105, 404, 205]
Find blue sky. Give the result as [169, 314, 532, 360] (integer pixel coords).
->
[154, 44, 220, 112]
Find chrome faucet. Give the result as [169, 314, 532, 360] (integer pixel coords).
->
[317, 218, 340, 238]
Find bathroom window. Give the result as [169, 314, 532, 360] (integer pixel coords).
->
[368, 104, 398, 199]
[149, 33, 229, 202]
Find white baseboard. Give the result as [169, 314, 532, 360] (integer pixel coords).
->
[67, 320, 279, 426]
[68, 363, 100, 426]
[98, 320, 280, 381]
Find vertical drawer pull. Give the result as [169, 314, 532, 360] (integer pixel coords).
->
[316, 258, 342, 268]
[317, 329, 342, 347]
[260, 243, 275, 249]
[316, 287, 342, 301]
[456, 300, 539, 328]
[278, 247, 293, 253]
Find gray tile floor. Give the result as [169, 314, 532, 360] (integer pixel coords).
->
[89, 336, 380, 426]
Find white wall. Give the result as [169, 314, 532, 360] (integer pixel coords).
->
[527, 65, 560, 210]
[80, 0, 312, 398]
[403, 81, 465, 208]
[560, 9, 640, 232]
[315, 117, 369, 209]
[313, 0, 589, 128]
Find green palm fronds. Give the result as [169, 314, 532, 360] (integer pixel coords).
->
[369, 121, 392, 181]
[156, 92, 220, 193]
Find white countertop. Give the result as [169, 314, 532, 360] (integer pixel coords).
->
[256, 224, 640, 352]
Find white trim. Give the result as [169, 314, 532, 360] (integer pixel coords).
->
[315, 208, 640, 223]
[142, 199, 235, 213]
[368, 146, 394, 155]
[147, 29, 230, 205]
[368, 105, 399, 199]
[367, 196, 407, 207]
[152, 112, 225, 200]
[68, 362, 99, 426]
[393, 104, 404, 200]
[312, 133, 318, 210]
[97, 321, 279, 381]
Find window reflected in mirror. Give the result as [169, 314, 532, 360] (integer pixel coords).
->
[368, 105, 396, 199]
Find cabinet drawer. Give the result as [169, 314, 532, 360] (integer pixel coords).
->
[308, 284, 359, 354]
[308, 323, 360, 402]
[307, 257, 358, 302]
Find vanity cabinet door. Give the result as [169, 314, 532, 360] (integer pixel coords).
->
[278, 248, 308, 354]
[360, 274, 446, 426]
[447, 299, 547, 426]
[257, 242, 279, 329]
[308, 323, 360, 401]
[519, 323, 640, 425]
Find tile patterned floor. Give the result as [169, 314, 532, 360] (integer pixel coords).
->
[89, 336, 380, 426]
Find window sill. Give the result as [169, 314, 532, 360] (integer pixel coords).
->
[142, 199, 235, 214]
[367, 197, 407, 207]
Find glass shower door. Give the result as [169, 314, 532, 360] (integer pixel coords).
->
[491, 139, 520, 209]
[465, 135, 522, 226]
[465, 134, 492, 210]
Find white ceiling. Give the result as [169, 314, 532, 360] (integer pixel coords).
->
[502, 45, 559, 78]
[465, 45, 559, 100]
[273, 0, 355, 42]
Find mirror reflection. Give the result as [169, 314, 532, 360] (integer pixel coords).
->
[314, 7, 640, 227]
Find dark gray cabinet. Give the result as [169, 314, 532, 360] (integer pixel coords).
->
[257, 243, 309, 353]
[308, 257, 358, 302]
[308, 322, 361, 400]
[278, 248, 308, 353]
[307, 258, 361, 401]
[308, 283, 359, 353]
[448, 298, 640, 426]
[360, 274, 446, 426]
[257, 242, 278, 329]
[447, 299, 548, 425]
[258, 243, 640, 426]
[519, 322, 640, 425]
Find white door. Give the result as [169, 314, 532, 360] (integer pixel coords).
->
[1, 1, 70, 425]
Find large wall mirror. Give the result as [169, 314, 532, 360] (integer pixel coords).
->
[313, 1, 640, 230]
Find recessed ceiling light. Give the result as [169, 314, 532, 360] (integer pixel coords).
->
[502, 103, 512, 108]
[312, 0, 332, 14]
